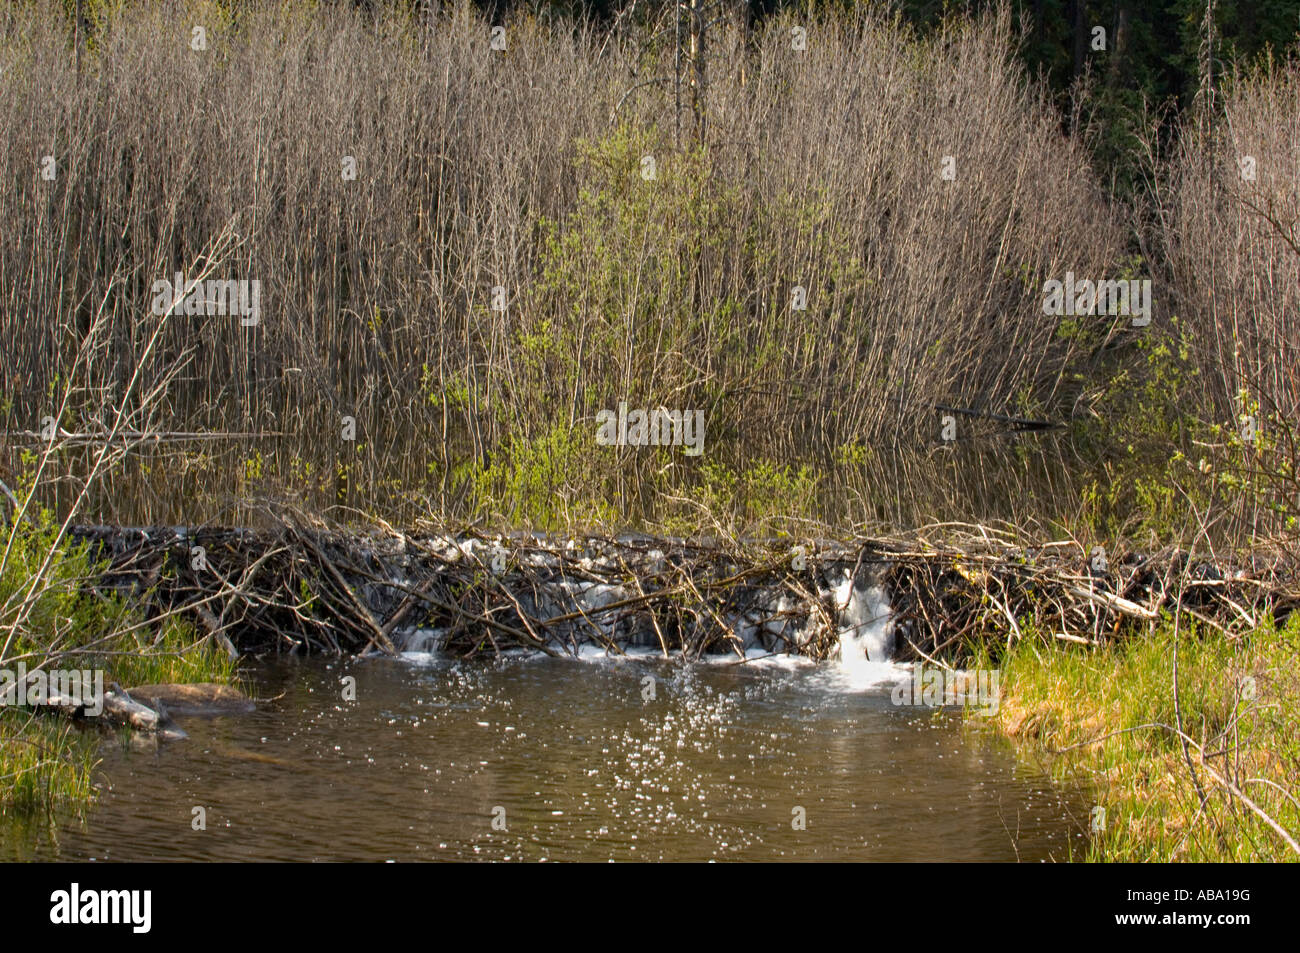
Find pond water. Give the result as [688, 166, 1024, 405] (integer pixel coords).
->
[3, 651, 1088, 862]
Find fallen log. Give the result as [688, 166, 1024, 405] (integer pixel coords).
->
[32, 684, 186, 739]
[123, 682, 255, 716]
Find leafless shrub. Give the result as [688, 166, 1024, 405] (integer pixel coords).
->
[0, 1, 1128, 533]
[1156, 58, 1300, 541]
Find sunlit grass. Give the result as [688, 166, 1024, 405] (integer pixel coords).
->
[969, 616, 1300, 861]
[0, 709, 98, 817]
[1, 507, 238, 814]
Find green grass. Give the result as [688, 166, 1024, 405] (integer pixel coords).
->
[967, 615, 1300, 861]
[1, 506, 238, 816]
[0, 708, 98, 815]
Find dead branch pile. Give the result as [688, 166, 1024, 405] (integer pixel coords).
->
[64, 514, 1300, 663]
[878, 530, 1300, 659]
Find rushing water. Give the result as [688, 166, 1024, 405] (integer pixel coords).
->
[3, 650, 1088, 862]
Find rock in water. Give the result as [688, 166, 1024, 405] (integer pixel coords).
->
[123, 682, 255, 716]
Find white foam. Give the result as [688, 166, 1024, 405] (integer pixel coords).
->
[387, 565, 910, 693]
[571, 643, 664, 661]
[700, 648, 816, 669]
[831, 569, 906, 689]
[555, 580, 629, 638]
[398, 651, 443, 666]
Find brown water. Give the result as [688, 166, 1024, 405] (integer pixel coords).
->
[3, 654, 1088, 861]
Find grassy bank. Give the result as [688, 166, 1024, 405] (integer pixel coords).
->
[969, 618, 1300, 861]
[1, 492, 238, 816]
[0, 711, 98, 815]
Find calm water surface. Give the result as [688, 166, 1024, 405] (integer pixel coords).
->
[4, 654, 1088, 861]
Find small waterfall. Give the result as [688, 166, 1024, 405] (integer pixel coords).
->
[386, 542, 902, 668]
[395, 627, 446, 655]
[831, 569, 895, 681]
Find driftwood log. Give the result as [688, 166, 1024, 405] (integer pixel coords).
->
[30, 681, 187, 739]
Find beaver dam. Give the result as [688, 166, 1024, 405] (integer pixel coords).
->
[67, 514, 1300, 664]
